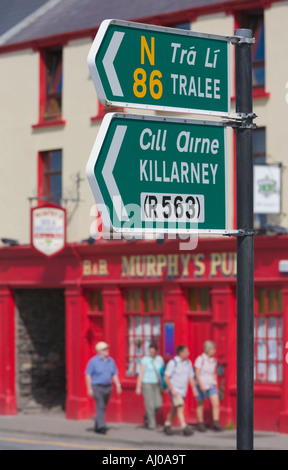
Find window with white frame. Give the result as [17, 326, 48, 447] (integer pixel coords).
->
[254, 287, 283, 383]
[125, 289, 163, 377]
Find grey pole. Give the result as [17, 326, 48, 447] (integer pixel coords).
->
[234, 28, 255, 450]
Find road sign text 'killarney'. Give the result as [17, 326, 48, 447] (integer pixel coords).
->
[86, 114, 227, 234]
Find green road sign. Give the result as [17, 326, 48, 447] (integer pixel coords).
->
[86, 113, 228, 234]
[88, 19, 233, 117]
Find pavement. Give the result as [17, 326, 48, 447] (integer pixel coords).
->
[0, 413, 288, 450]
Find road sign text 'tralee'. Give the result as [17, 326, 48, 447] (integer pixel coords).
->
[88, 19, 231, 117]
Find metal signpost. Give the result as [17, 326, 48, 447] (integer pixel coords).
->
[87, 20, 255, 450]
[234, 28, 255, 451]
[86, 113, 227, 235]
[88, 19, 237, 117]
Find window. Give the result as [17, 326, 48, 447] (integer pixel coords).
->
[38, 150, 62, 205]
[253, 128, 266, 228]
[88, 291, 103, 313]
[41, 47, 63, 122]
[86, 291, 104, 355]
[125, 289, 163, 376]
[240, 10, 265, 88]
[254, 288, 283, 383]
[188, 288, 210, 312]
[173, 22, 190, 30]
[91, 99, 124, 121]
[253, 128, 266, 165]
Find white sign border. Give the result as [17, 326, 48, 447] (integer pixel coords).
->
[88, 19, 236, 119]
[86, 112, 228, 235]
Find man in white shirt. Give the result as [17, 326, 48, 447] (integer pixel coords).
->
[163, 345, 197, 436]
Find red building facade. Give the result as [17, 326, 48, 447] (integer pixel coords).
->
[0, 0, 287, 436]
[1, 235, 288, 433]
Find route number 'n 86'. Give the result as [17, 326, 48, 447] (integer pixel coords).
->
[141, 193, 205, 223]
[133, 37, 163, 100]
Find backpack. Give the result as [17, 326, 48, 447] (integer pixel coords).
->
[162, 358, 179, 389]
[159, 364, 167, 389]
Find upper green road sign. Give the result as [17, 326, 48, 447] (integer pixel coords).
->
[86, 113, 228, 235]
[88, 19, 233, 117]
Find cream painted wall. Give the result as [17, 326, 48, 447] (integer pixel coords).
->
[260, 1, 288, 227]
[31, 37, 104, 244]
[1, 4, 288, 246]
[0, 49, 38, 244]
[59, 37, 102, 243]
[193, 4, 288, 230]
[0, 38, 102, 245]
[192, 13, 235, 230]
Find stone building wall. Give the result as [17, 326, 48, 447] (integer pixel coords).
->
[15, 289, 66, 413]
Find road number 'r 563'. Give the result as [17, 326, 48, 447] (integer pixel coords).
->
[141, 193, 205, 223]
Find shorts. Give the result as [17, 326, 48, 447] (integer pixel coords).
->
[196, 384, 217, 402]
[168, 391, 185, 407]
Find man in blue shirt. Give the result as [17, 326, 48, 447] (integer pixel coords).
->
[85, 341, 121, 434]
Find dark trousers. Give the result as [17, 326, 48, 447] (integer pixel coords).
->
[92, 384, 112, 430]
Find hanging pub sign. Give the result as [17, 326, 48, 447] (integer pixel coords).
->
[31, 204, 66, 257]
[254, 164, 281, 214]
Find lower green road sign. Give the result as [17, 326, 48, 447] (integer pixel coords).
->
[86, 113, 227, 234]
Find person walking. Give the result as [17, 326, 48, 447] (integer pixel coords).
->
[135, 342, 164, 430]
[163, 345, 197, 436]
[85, 341, 122, 434]
[194, 340, 221, 432]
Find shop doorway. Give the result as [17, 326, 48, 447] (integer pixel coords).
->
[186, 287, 213, 424]
[15, 289, 66, 413]
[187, 287, 212, 362]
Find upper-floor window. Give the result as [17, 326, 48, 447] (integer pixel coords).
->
[88, 290, 103, 313]
[91, 99, 124, 121]
[38, 150, 62, 205]
[173, 22, 190, 30]
[240, 10, 265, 88]
[253, 127, 266, 165]
[188, 288, 210, 312]
[41, 47, 63, 122]
[253, 127, 267, 228]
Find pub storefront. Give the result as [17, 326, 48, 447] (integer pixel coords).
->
[0, 235, 288, 432]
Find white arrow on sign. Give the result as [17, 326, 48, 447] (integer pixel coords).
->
[102, 124, 129, 221]
[87, 19, 125, 105]
[102, 31, 125, 97]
